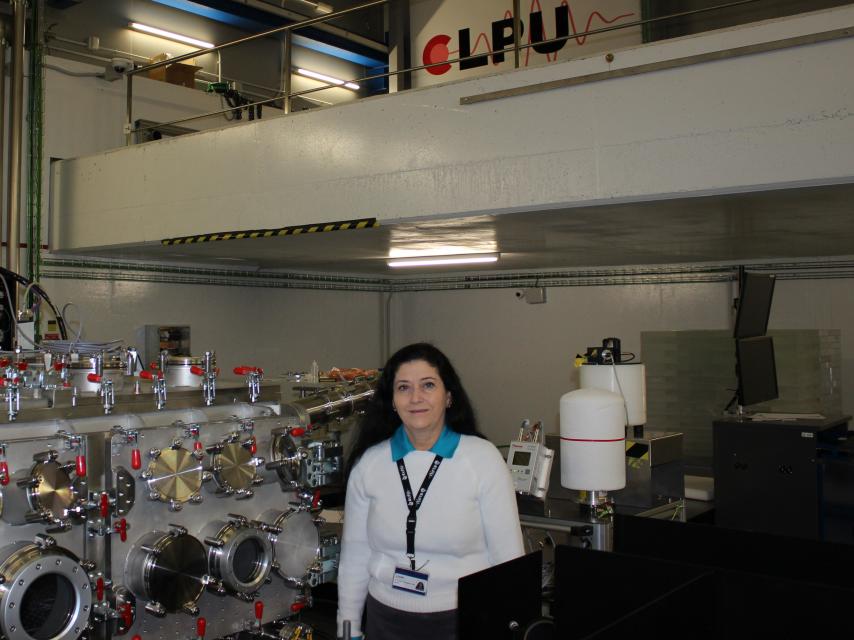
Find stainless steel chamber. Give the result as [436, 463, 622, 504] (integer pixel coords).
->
[0, 536, 93, 640]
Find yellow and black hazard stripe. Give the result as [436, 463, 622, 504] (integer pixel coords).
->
[161, 217, 378, 246]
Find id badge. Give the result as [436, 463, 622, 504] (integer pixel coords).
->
[392, 566, 429, 596]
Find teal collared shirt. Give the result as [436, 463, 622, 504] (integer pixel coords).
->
[390, 425, 460, 461]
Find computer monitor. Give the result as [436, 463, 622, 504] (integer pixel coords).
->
[736, 336, 778, 406]
[458, 551, 542, 639]
[734, 272, 776, 338]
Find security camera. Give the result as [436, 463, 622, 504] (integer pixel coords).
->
[110, 58, 133, 74]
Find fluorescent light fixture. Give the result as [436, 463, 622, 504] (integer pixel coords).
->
[296, 67, 359, 90]
[387, 253, 500, 268]
[130, 22, 215, 49]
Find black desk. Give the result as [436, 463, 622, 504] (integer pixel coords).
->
[713, 414, 852, 541]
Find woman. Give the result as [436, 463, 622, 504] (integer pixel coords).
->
[337, 343, 524, 639]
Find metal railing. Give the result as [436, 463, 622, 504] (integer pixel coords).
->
[124, 0, 769, 144]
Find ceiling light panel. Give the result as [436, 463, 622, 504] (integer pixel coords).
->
[130, 22, 215, 49]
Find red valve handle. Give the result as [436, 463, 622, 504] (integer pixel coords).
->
[234, 366, 263, 375]
[312, 489, 321, 510]
[139, 370, 153, 380]
[248, 438, 257, 455]
[115, 518, 127, 542]
[190, 366, 205, 376]
[290, 601, 306, 613]
[0, 461, 8, 486]
[132, 635, 142, 640]
[96, 576, 105, 601]
[131, 448, 142, 470]
[196, 617, 206, 638]
[100, 492, 109, 518]
[149, 362, 159, 370]
[121, 603, 133, 629]
[87, 373, 102, 383]
[254, 600, 263, 620]
[194, 441, 203, 452]
[290, 428, 306, 437]
[53, 362, 67, 371]
[16, 362, 27, 371]
[76, 455, 87, 477]
[0, 358, 9, 367]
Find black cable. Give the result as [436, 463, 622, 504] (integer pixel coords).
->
[723, 390, 738, 412]
[0, 266, 68, 340]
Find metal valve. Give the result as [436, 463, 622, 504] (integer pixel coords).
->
[234, 366, 263, 403]
[2, 374, 21, 421]
[254, 600, 264, 628]
[115, 518, 128, 542]
[191, 351, 217, 406]
[0, 445, 8, 486]
[140, 370, 167, 410]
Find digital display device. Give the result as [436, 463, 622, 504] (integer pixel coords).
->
[737, 336, 779, 406]
[512, 451, 531, 466]
[734, 272, 776, 339]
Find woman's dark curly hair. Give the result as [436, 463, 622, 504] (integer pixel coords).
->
[346, 343, 482, 479]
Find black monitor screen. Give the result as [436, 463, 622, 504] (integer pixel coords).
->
[511, 451, 531, 466]
[734, 272, 776, 338]
[458, 551, 541, 638]
[737, 336, 779, 406]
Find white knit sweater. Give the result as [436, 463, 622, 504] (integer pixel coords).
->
[336, 434, 524, 637]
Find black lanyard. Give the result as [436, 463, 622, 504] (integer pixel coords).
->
[396, 454, 443, 570]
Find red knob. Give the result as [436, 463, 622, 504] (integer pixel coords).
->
[196, 617, 206, 638]
[0, 358, 9, 367]
[87, 373, 102, 383]
[194, 441, 203, 452]
[190, 366, 205, 376]
[233, 366, 250, 375]
[290, 601, 306, 613]
[149, 362, 159, 370]
[131, 448, 142, 470]
[139, 370, 153, 380]
[254, 600, 263, 620]
[312, 489, 321, 510]
[249, 438, 257, 455]
[76, 455, 87, 477]
[115, 518, 127, 542]
[100, 492, 109, 518]
[132, 636, 142, 640]
[121, 603, 133, 629]
[0, 461, 8, 486]
[96, 576, 105, 601]
[16, 362, 27, 371]
[290, 428, 305, 437]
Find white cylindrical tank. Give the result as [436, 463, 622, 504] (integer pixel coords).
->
[579, 363, 646, 426]
[559, 388, 626, 491]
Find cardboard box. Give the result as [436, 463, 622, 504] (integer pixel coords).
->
[148, 53, 202, 88]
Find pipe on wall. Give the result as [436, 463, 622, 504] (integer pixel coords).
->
[6, 0, 25, 285]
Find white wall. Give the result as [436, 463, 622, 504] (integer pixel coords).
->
[39, 277, 386, 378]
[390, 278, 853, 444]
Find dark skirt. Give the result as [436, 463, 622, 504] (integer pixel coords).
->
[365, 593, 458, 640]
